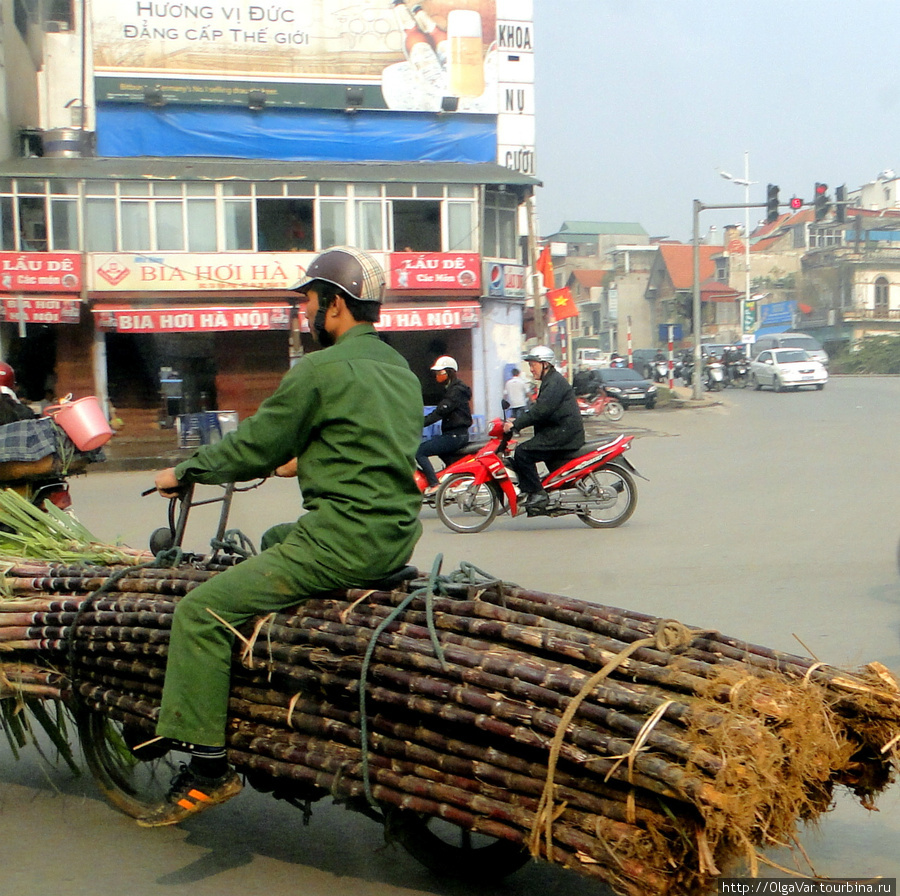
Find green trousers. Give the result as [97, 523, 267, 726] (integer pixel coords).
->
[156, 533, 350, 747]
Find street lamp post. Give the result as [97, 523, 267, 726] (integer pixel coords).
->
[718, 152, 755, 351]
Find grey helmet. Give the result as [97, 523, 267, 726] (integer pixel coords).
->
[523, 345, 557, 366]
[292, 246, 385, 303]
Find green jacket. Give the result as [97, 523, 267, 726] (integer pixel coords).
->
[174, 323, 423, 578]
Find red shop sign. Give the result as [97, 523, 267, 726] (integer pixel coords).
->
[93, 304, 293, 333]
[297, 302, 481, 332]
[0, 296, 82, 324]
[388, 253, 481, 292]
[0, 252, 82, 293]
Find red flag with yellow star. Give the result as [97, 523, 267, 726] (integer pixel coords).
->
[547, 286, 578, 321]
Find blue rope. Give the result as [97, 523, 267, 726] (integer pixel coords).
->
[358, 554, 448, 808]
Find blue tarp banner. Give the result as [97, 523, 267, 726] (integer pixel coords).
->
[96, 105, 497, 164]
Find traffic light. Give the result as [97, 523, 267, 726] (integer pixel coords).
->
[789, 196, 803, 210]
[766, 184, 780, 223]
[835, 184, 846, 224]
[814, 182, 830, 221]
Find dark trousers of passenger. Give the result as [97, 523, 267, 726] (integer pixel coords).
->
[416, 432, 469, 487]
[511, 444, 576, 494]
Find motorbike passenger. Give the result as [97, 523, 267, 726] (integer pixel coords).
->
[416, 356, 473, 497]
[503, 346, 585, 514]
[0, 362, 37, 425]
[148, 247, 423, 827]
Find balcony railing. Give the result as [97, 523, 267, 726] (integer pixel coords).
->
[841, 306, 900, 321]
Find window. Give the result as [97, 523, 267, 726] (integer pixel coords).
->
[1, 197, 15, 249]
[84, 198, 116, 251]
[483, 189, 518, 258]
[392, 200, 440, 251]
[318, 200, 347, 247]
[356, 201, 384, 251]
[447, 202, 475, 250]
[50, 199, 78, 250]
[18, 196, 48, 249]
[224, 200, 252, 250]
[875, 277, 889, 311]
[256, 199, 313, 251]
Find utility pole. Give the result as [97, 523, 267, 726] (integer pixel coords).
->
[691, 197, 769, 401]
[525, 196, 544, 344]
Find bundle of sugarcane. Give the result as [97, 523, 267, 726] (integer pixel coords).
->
[2, 558, 900, 896]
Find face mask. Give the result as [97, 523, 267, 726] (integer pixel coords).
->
[311, 304, 335, 348]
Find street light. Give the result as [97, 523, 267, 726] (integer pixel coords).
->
[717, 152, 756, 351]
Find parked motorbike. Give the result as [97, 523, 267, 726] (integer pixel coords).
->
[576, 388, 625, 421]
[652, 358, 669, 383]
[434, 419, 641, 533]
[704, 357, 725, 391]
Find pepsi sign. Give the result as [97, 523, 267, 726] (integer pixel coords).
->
[484, 262, 526, 298]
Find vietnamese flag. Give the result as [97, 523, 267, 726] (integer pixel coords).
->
[535, 245, 555, 288]
[547, 286, 578, 321]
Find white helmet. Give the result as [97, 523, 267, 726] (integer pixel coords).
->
[430, 356, 458, 372]
[523, 345, 557, 366]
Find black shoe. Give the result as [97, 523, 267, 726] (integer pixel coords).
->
[524, 492, 550, 514]
[136, 763, 242, 827]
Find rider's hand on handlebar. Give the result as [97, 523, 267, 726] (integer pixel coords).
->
[502, 420, 515, 434]
[154, 467, 183, 498]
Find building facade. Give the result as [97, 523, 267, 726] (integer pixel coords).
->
[1, 0, 537, 438]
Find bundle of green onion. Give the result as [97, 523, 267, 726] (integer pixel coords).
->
[0, 487, 146, 566]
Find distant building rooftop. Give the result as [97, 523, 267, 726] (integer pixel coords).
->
[545, 221, 649, 240]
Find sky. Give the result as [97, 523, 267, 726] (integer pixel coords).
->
[531, 1, 900, 242]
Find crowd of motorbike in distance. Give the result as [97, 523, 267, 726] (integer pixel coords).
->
[415, 418, 642, 534]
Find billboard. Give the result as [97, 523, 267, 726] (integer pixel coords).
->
[93, 0, 500, 114]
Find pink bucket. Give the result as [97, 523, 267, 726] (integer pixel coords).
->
[45, 395, 114, 452]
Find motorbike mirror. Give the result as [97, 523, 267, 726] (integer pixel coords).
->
[501, 398, 510, 410]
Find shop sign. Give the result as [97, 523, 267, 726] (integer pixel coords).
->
[298, 302, 480, 333]
[0, 296, 82, 324]
[484, 262, 526, 298]
[89, 253, 317, 291]
[94, 303, 292, 332]
[0, 252, 82, 293]
[388, 253, 481, 292]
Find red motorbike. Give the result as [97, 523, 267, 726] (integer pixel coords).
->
[576, 389, 624, 422]
[434, 419, 641, 533]
[414, 425, 517, 505]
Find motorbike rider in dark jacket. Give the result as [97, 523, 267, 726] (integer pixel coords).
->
[417, 356, 473, 495]
[503, 345, 585, 514]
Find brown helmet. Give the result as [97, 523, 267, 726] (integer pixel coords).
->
[292, 246, 385, 303]
[0, 361, 15, 390]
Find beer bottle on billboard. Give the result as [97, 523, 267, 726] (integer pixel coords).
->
[391, 0, 443, 89]
[447, 9, 485, 97]
[411, 3, 448, 67]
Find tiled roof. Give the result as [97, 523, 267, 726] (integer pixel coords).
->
[700, 277, 742, 302]
[572, 269, 608, 288]
[658, 244, 722, 289]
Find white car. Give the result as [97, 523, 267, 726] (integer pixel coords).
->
[749, 348, 828, 392]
